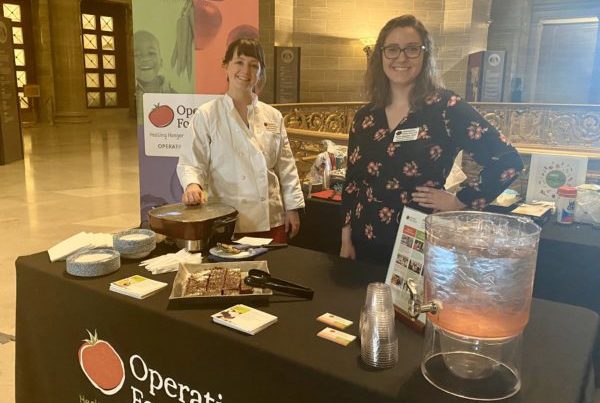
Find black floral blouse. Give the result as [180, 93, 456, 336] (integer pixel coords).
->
[341, 89, 524, 248]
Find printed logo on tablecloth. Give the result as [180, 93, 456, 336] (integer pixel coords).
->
[77, 328, 224, 402]
[78, 330, 126, 395]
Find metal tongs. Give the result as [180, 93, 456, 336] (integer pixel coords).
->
[244, 269, 314, 299]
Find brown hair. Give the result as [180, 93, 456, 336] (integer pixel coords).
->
[365, 15, 442, 110]
[222, 38, 266, 91]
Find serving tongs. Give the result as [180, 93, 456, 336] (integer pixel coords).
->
[244, 269, 314, 299]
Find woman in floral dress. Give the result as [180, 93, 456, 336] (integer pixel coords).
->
[340, 15, 523, 263]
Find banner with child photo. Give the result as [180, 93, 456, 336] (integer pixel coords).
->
[132, 0, 259, 225]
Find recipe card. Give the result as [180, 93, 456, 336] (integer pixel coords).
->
[317, 313, 353, 330]
[317, 327, 356, 347]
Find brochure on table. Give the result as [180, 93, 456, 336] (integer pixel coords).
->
[212, 304, 277, 335]
[385, 207, 427, 326]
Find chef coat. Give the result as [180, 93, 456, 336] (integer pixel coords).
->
[177, 94, 305, 233]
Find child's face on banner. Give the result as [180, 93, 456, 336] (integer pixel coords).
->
[224, 50, 261, 92]
[135, 36, 163, 83]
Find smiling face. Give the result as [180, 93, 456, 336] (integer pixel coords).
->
[224, 49, 261, 92]
[381, 26, 424, 90]
[134, 32, 162, 84]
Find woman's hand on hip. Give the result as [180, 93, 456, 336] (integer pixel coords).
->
[182, 183, 207, 205]
[412, 187, 466, 212]
[285, 210, 300, 238]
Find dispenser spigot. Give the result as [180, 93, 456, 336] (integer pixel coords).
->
[406, 278, 438, 320]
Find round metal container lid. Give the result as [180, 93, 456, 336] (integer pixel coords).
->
[149, 202, 237, 223]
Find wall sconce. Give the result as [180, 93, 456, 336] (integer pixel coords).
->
[360, 37, 377, 59]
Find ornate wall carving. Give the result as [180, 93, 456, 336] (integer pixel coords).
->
[273, 101, 600, 183]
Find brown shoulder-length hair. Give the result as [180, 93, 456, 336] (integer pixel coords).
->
[222, 38, 267, 91]
[365, 15, 443, 110]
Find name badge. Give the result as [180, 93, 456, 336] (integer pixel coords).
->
[263, 122, 279, 133]
[393, 127, 419, 143]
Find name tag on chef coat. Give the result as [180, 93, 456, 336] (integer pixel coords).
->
[263, 122, 279, 133]
[393, 127, 419, 143]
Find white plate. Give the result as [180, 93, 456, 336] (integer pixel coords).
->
[209, 246, 257, 259]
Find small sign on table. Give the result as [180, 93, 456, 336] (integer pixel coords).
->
[384, 207, 428, 332]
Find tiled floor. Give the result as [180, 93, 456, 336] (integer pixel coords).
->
[0, 110, 140, 403]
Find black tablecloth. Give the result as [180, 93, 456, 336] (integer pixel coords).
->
[16, 247, 598, 403]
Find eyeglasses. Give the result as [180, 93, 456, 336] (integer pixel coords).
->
[381, 44, 427, 59]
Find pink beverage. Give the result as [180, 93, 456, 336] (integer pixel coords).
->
[424, 213, 540, 339]
[427, 303, 532, 339]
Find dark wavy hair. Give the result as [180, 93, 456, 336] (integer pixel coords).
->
[365, 15, 443, 110]
[222, 38, 266, 91]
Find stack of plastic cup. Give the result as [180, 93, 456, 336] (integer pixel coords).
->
[360, 282, 398, 368]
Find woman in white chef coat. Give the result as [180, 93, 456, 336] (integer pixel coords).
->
[177, 38, 305, 243]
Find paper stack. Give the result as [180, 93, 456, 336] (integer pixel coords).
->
[140, 249, 203, 274]
[48, 232, 114, 262]
[109, 275, 168, 299]
[212, 304, 278, 335]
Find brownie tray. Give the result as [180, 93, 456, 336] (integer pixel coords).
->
[168, 261, 272, 306]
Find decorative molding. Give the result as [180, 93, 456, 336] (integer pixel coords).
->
[274, 101, 600, 150]
[274, 101, 600, 182]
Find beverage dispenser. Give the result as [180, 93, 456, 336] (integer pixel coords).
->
[407, 211, 541, 400]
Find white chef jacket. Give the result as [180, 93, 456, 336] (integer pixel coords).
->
[177, 94, 305, 233]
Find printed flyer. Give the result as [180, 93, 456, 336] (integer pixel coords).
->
[385, 207, 428, 325]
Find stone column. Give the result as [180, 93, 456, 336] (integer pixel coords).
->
[48, 0, 89, 123]
[31, 0, 54, 124]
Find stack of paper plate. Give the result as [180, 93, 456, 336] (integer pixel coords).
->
[113, 229, 157, 259]
[66, 249, 120, 277]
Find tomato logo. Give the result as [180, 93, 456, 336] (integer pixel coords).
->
[149, 104, 175, 128]
[78, 330, 125, 395]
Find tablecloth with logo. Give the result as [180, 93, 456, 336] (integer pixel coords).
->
[16, 246, 599, 403]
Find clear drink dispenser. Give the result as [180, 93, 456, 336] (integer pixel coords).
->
[407, 211, 541, 400]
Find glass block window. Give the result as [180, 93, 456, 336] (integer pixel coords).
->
[87, 92, 100, 107]
[83, 34, 97, 49]
[82, 13, 96, 30]
[81, 5, 124, 108]
[102, 54, 115, 69]
[12, 26, 22, 44]
[14, 48, 24, 65]
[101, 35, 114, 50]
[104, 92, 117, 106]
[16, 70, 26, 86]
[103, 73, 116, 88]
[100, 16, 113, 32]
[84, 53, 98, 69]
[3, 3, 20, 22]
[2, 1, 34, 112]
[18, 92, 29, 108]
[85, 73, 99, 88]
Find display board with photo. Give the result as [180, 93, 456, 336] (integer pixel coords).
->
[385, 207, 428, 327]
